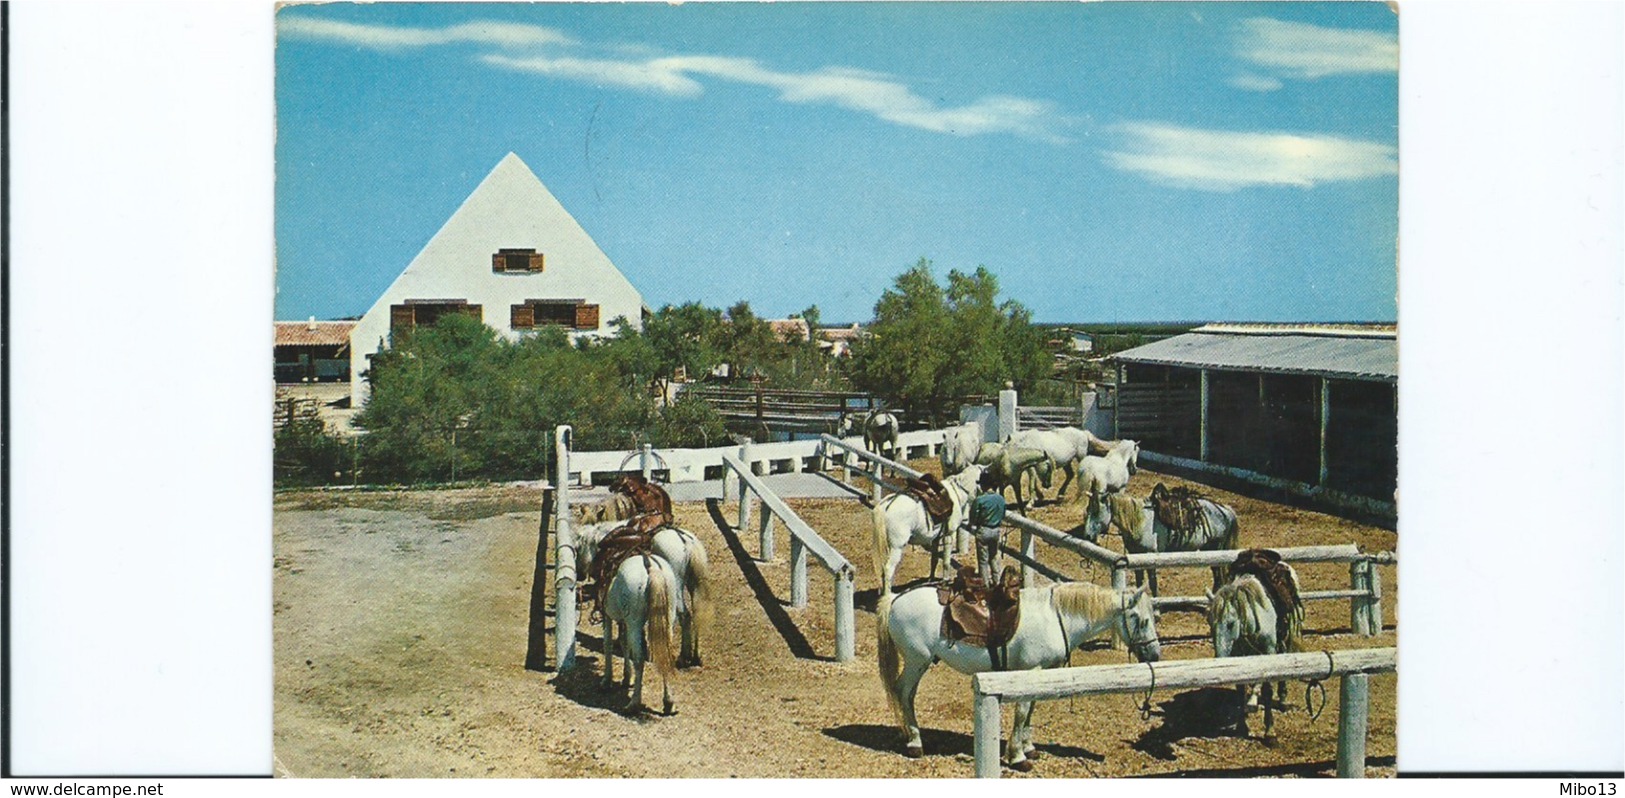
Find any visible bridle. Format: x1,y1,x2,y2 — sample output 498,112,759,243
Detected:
1119,590,1161,662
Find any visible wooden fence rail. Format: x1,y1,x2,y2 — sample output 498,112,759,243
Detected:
971,647,1397,778
722,452,856,662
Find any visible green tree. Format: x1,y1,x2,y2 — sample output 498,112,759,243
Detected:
850,259,1050,424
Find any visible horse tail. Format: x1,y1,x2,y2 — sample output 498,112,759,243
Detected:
645,560,678,682
683,533,713,660
876,591,905,724
871,498,892,588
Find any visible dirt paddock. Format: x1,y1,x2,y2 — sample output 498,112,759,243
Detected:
273,460,1397,778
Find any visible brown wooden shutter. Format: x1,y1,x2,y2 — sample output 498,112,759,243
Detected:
390,304,414,332
528,253,545,272
574,303,600,330
492,253,505,273
463,304,483,322
511,304,535,329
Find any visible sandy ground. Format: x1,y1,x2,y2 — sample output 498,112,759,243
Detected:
273,461,1397,778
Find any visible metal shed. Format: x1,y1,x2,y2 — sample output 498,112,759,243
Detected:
1110,324,1396,506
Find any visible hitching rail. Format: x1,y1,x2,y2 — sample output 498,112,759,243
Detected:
722,452,856,662
971,647,1397,778
1001,512,1389,636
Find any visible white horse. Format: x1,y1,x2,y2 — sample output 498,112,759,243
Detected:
1009,427,1104,501
573,493,639,525
862,410,901,460
871,465,985,596
575,520,713,668
1080,488,1241,592
1207,571,1303,742
1078,438,1139,498
1147,483,1241,589
974,442,1055,508
877,582,1161,771
939,424,983,476
600,553,680,714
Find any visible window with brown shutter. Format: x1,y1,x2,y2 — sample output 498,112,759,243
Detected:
573,303,600,330
493,248,543,273
392,300,480,333
511,304,536,330
390,304,415,333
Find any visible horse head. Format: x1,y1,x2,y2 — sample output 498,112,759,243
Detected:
1118,586,1161,662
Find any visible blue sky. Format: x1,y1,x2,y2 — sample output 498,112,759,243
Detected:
275,2,1398,324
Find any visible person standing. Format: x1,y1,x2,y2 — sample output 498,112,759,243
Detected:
964,471,1010,669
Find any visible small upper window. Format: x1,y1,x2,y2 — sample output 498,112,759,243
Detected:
493,248,543,273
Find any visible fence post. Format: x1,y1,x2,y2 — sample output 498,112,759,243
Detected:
1336,672,1371,777
553,425,578,671
833,568,855,662
998,387,1018,443
759,501,775,562
1366,561,1383,636
1350,560,1374,636
973,685,1002,778
1020,528,1036,587
738,442,754,534
789,537,809,608
871,460,884,504
641,443,653,481
1111,564,1129,591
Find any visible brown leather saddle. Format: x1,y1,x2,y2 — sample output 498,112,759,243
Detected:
905,474,955,525
611,474,674,519
583,512,671,621
937,563,1022,651
1228,548,1302,645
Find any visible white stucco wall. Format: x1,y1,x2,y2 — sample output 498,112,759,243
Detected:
350,154,644,406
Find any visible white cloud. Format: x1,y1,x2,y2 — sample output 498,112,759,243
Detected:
283,15,1069,141
278,16,574,51
481,54,702,97
1228,73,1285,92
1104,122,1397,190
1236,17,1397,80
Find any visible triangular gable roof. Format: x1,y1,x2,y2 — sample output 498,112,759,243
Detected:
369,152,641,305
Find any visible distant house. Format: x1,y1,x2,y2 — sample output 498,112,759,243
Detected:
1110,323,1396,508
767,318,811,343
816,324,866,358
275,319,355,383
349,153,646,405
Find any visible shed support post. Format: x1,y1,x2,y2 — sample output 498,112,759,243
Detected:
737,442,753,535
973,688,1002,778
833,570,855,662
1113,363,1124,440
553,426,578,671
1199,369,1210,462
1336,673,1371,777
1319,378,1331,487
789,537,808,608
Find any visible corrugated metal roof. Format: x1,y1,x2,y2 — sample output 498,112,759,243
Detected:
1112,330,1396,381
275,321,356,347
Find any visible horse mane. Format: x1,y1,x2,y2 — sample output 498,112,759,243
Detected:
1107,492,1145,535
1050,582,1118,627
1207,575,1269,626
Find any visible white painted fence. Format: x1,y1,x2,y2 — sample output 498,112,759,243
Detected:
566,428,948,486
722,452,856,662
970,647,1397,778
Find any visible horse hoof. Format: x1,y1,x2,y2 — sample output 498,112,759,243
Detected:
663,701,676,716
1261,734,1278,748
1008,759,1035,773
904,745,924,759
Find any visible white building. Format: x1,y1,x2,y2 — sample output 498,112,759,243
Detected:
349,153,646,405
